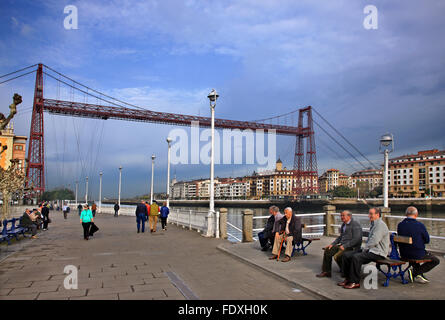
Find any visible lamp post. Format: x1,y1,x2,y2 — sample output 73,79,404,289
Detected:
207,89,219,236
166,138,172,208
379,133,394,208
150,155,155,204
75,180,78,205
118,166,122,207
85,177,89,204
99,172,103,213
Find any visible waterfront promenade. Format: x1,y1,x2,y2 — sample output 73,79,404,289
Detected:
0,211,314,300
1,210,444,300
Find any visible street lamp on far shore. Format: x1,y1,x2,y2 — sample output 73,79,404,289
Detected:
118,166,122,207
379,133,394,208
150,155,156,204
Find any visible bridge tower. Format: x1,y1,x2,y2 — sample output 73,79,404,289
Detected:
293,106,318,196
25,63,45,196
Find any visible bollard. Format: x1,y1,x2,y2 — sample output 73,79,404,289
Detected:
323,205,336,236
219,208,228,239
242,209,253,242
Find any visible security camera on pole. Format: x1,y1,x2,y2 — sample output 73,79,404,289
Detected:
206,89,219,237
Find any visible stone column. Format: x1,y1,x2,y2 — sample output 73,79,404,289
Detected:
379,206,392,229
219,208,228,239
323,205,336,236
242,209,253,242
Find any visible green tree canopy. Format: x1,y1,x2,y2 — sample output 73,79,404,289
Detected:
332,185,355,198
41,188,75,201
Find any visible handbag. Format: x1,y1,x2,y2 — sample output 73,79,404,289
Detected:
47,218,52,224
89,222,99,236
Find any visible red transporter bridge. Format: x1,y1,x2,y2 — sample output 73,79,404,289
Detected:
7,63,319,197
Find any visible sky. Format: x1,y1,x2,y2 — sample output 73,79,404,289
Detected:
0,0,444,199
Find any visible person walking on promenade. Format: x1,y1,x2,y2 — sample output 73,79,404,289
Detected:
92,202,97,217
316,210,362,278
114,202,120,217
149,200,160,233
160,202,170,231
77,203,82,216
41,202,50,231
397,206,440,284
80,204,94,240
269,207,302,262
62,203,70,219
339,207,390,289
135,200,148,233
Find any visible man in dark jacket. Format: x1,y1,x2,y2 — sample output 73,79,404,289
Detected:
135,200,148,233
316,210,362,278
258,206,282,251
397,206,440,284
20,209,38,238
41,203,50,231
269,207,302,262
114,203,120,217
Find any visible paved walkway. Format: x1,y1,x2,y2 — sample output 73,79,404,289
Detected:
0,211,316,300
218,237,445,300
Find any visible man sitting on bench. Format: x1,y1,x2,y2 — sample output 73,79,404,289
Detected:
339,207,390,289
397,206,440,284
20,209,39,239
316,210,363,278
258,206,283,251
269,207,302,262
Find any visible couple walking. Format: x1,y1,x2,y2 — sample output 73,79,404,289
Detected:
135,200,170,233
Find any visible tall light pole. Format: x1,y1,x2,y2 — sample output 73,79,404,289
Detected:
150,154,155,204
75,181,78,205
379,133,394,208
166,138,172,207
85,177,89,204
207,89,219,220
99,172,103,213
118,166,122,207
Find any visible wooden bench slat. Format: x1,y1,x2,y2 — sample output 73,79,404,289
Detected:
394,235,412,244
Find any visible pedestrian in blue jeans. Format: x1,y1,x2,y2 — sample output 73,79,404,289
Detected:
135,200,148,233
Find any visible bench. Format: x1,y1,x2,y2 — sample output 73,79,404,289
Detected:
293,237,320,256
1,219,12,245
375,233,432,287
7,218,28,240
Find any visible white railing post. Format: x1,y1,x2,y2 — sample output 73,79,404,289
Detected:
189,210,192,230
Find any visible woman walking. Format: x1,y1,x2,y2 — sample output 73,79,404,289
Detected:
80,204,94,240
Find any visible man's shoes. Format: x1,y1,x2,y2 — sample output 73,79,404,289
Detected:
261,246,269,252
150,229,153,233
407,268,414,283
337,279,349,287
137,230,140,233
281,255,291,262
414,274,429,284
269,255,278,260
316,272,332,278
344,283,360,289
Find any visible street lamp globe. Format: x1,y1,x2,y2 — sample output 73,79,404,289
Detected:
166,137,173,144
151,154,156,161
379,133,394,152
207,89,219,104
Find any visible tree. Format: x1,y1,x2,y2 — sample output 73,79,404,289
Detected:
41,188,75,201
332,186,355,198
0,159,28,220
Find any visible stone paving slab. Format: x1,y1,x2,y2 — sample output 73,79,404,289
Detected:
217,237,445,300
